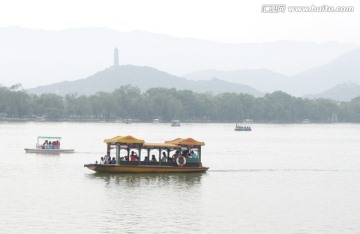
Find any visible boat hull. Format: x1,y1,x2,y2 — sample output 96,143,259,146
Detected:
24,148,74,153
84,164,209,173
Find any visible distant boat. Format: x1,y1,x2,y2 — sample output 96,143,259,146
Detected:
153,118,160,124
24,136,74,153
234,123,252,131
171,120,181,127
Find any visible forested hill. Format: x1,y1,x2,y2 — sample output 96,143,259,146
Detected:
27,65,262,97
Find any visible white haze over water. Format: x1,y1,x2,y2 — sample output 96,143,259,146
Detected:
0,0,359,44
1,0,360,96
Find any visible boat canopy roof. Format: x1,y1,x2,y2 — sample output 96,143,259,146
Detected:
104,136,204,147
104,135,145,144
143,143,180,149
165,138,205,146
37,136,61,140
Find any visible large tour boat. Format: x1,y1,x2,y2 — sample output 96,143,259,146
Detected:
84,135,209,173
24,136,74,153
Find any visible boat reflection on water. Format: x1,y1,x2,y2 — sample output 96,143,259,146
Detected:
86,172,205,187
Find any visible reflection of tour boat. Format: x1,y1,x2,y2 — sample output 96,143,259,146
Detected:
171,120,181,127
84,136,209,173
234,123,252,131
24,136,74,153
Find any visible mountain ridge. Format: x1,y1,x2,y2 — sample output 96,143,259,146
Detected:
27,65,262,97
186,47,360,100
1,26,357,88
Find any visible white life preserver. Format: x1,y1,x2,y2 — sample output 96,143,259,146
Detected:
176,156,186,167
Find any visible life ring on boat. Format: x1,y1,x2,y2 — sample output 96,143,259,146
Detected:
176,156,186,167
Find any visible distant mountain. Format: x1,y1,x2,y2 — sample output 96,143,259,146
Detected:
27,65,262,96
185,69,288,93
186,47,360,99
288,47,360,96
0,27,357,88
307,83,360,101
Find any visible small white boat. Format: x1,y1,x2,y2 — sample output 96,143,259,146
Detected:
25,136,74,154
171,120,181,127
234,123,252,131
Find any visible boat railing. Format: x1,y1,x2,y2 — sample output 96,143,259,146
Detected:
36,144,60,150
186,158,200,163
116,160,201,167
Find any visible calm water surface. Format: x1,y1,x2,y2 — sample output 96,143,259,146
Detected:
1,122,360,233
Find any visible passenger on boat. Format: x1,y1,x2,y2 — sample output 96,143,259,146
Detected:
151,155,157,162
52,141,58,149
182,150,189,158
130,151,138,161
190,150,198,158
104,154,111,164
161,152,167,162
143,156,149,162
172,150,180,160
110,157,116,164
42,140,48,149
100,157,105,164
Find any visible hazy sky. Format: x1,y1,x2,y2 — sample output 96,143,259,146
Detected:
1,0,359,43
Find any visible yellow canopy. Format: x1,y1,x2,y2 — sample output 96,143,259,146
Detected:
165,138,205,146
179,138,205,146
104,136,202,146
104,135,122,143
104,135,145,144
165,138,184,145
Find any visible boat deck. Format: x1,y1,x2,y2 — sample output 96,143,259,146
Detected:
84,163,209,173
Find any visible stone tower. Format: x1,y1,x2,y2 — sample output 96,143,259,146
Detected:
114,47,119,67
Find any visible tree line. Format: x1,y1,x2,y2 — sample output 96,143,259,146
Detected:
1,84,360,123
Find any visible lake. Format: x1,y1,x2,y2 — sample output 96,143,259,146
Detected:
1,122,360,233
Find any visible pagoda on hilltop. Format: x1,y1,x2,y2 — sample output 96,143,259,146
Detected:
113,47,119,67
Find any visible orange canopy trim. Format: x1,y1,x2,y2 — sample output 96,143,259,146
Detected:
104,135,144,144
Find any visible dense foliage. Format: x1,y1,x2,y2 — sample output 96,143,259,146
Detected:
1,85,359,123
